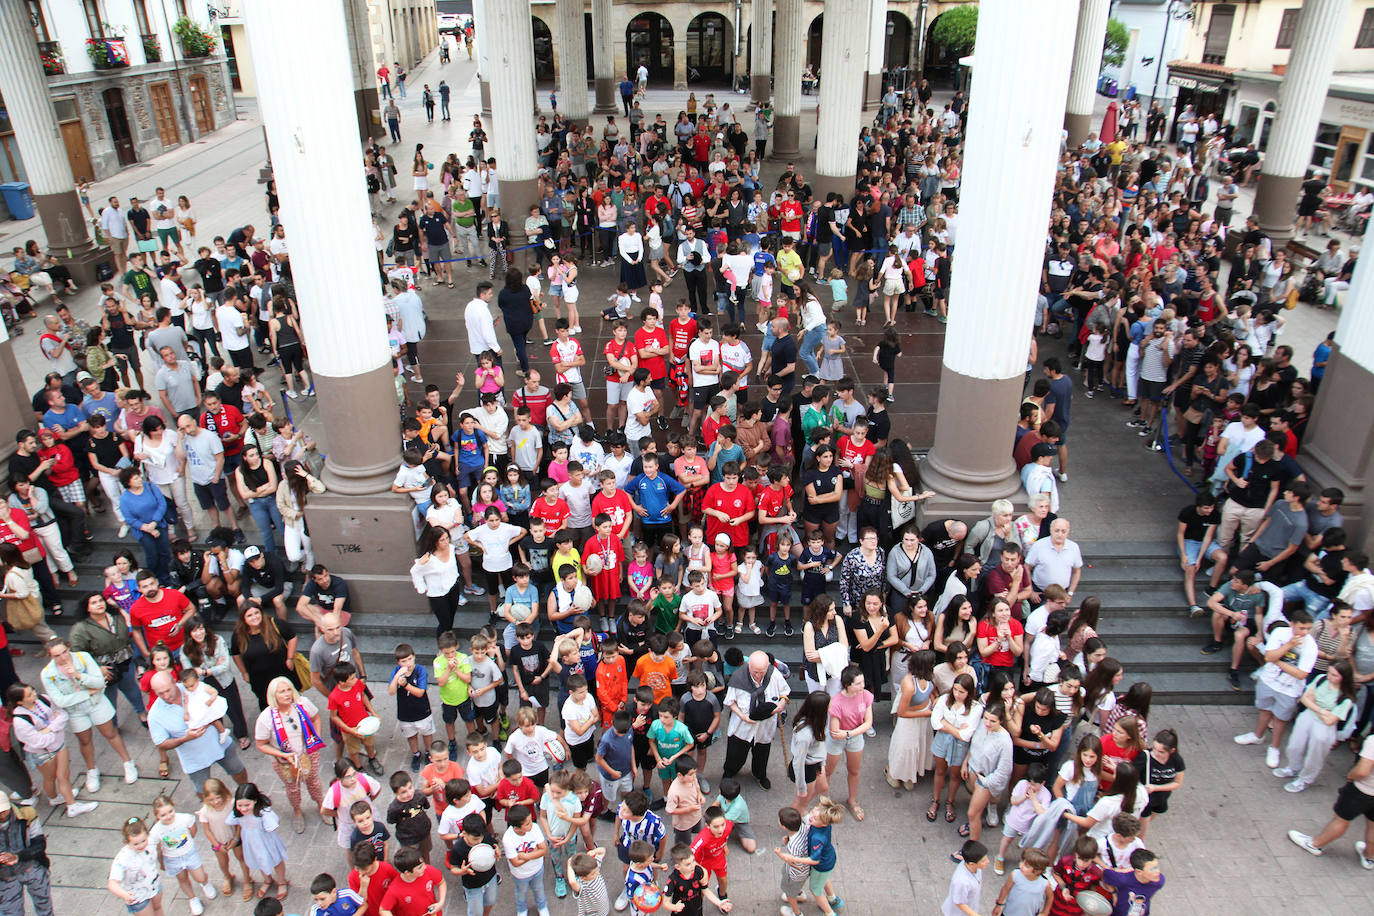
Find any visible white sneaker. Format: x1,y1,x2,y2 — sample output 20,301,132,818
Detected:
1283,779,1308,793
615,893,630,912
1056,472,1068,483
985,805,1000,828
1356,840,1374,870
189,898,205,916
118,523,129,538
85,769,100,793
1272,767,1297,778
201,882,218,900
286,391,298,399
1233,732,1264,746
66,801,98,817
1265,747,1281,768
1288,830,1322,856
123,760,139,784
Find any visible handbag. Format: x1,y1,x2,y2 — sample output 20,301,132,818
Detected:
891,486,917,530
5,594,44,631
20,547,43,565
292,651,312,689
1283,287,1299,310
1182,406,1205,424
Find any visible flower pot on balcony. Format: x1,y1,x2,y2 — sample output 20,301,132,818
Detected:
38,41,65,75
143,34,162,63
173,16,217,59
86,37,130,70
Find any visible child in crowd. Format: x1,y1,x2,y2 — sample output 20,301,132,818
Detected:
446,812,501,915
307,872,365,916
465,732,504,821
348,800,390,862
380,847,446,916
596,640,629,729
388,643,435,772
225,783,290,900
990,847,1052,916
540,769,590,899
197,778,249,897
690,806,734,903
503,804,550,916
715,778,756,854
665,758,705,846
437,778,486,848
387,770,435,866
321,760,382,863
942,840,988,916
681,672,722,781
108,817,165,916
995,761,1051,875
327,662,382,776
434,630,476,756
774,806,811,916
510,622,555,721
420,738,466,817
664,842,732,915
178,669,231,746
565,848,611,916
148,793,219,914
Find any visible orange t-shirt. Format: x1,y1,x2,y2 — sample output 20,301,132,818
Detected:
632,654,678,704
419,759,466,814
596,657,629,727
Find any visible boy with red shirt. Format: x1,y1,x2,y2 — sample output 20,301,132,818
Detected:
779,192,804,240
836,418,877,542
494,758,542,825
701,463,755,549
668,300,697,365
635,307,671,390
529,478,571,533
590,471,634,541
328,661,383,776
419,738,466,816
377,846,445,916
690,807,734,901
347,843,400,916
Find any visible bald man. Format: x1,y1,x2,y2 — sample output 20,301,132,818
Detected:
1024,518,1084,600
309,611,364,700
146,670,248,793
721,650,791,789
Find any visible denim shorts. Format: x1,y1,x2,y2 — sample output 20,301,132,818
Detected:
931,731,970,766
824,732,865,755
1183,538,1222,566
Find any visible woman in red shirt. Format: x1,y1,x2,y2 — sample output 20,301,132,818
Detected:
975,599,1024,680
1098,714,1146,792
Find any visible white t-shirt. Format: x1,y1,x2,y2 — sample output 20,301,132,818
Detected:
469,522,521,572
109,845,161,903
465,748,502,793
679,589,722,631
720,340,753,387
215,304,250,351
1258,627,1318,697
1221,421,1265,454
505,725,559,776
560,478,595,528
1084,791,1148,843
624,388,656,445
148,812,197,858
503,823,549,879
394,462,431,504
688,338,721,389
603,450,634,489
552,338,584,385
561,694,599,745
437,793,487,835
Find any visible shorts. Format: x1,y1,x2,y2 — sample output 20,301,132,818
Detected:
1254,681,1301,721
764,580,793,605
606,379,631,404
430,242,452,263
442,700,476,723
808,866,834,897
1334,781,1374,822
483,567,513,595
128,895,159,914
737,592,764,609
157,227,181,245
277,345,304,374
249,582,283,603
399,714,437,738
600,772,633,807
781,869,807,899
568,738,596,769
656,758,682,781
824,732,865,755
456,466,481,492
673,821,702,846
1183,538,1223,566
1055,422,1069,444
474,702,499,724
931,731,971,766
162,845,204,875
1138,378,1165,401
731,821,755,847
1141,790,1171,817
883,278,904,296
568,380,588,401
193,478,230,511
67,693,116,733
692,384,720,410
342,730,371,755
228,346,255,369
24,748,61,770
1001,821,1027,839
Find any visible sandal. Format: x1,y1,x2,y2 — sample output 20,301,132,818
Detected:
275,880,290,901
257,878,273,899
885,770,900,789
926,800,938,822
849,804,865,822
219,877,233,896
957,822,971,837
241,882,255,902
945,803,957,823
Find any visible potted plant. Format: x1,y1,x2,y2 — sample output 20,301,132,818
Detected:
85,22,129,70
39,42,65,75
143,33,162,63
173,15,217,58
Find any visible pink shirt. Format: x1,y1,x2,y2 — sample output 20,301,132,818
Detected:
829,688,874,731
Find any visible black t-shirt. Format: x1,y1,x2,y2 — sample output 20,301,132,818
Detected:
666,864,707,916
386,794,432,845
804,469,841,517
215,379,246,411
243,554,287,591
921,520,963,568
509,641,551,694
616,615,650,662
770,337,799,390
866,408,891,444
349,821,390,859
518,533,553,583
393,665,432,721
1016,706,1067,760
194,257,224,294
680,692,720,740
127,207,151,235
1176,505,1217,542
817,206,836,242
759,396,782,424
1225,454,1280,508
7,453,51,494
448,831,500,888
31,384,82,416
1308,550,1348,599
1143,750,1185,799
302,575,350,610
89,434,125,471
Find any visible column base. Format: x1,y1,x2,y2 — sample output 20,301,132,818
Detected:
355,86,383,142
593,78,617,113
862,71,882,111
0,341,35,466
751,77,770,109
1254,173,1303,251
304,491,427,614
1296,347,1374,556
34,191,112,286
480,79,491,116
918,367,1025,512
313,363,406,496
813,173,856,203
1064,111,1092,153
772,115,800,161
501,177,542,247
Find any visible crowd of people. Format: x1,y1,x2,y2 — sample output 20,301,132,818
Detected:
5,33,1374,916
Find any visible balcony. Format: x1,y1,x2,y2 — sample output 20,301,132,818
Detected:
1201,52,1227,65
86,36,130,70
142,33,162,63
37,40,64,75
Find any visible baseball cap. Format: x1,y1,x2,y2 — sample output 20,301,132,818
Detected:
1031,442,1057,459
76,370,95,382
243,546,262,560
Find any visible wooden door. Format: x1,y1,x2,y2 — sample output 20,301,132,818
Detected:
103,88,138,166
148,81,179,148
1331,126,1368,192
189,76,213,134
60,120,95,182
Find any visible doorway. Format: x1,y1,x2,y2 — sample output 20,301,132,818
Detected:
1331,127,1368,192
60,120,95,182
686,13,732,85
148,82,179,148
532,17,554,82
103,88,137,166
189,75,213,134
626,13,673,85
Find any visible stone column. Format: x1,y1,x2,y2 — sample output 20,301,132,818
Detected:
773,0,803,160
240,0,419,610
486,0,540,242
863,0,887,111
0,1,110,284
1299,253,1374,554
0,325,35,467
345,0,383,142
1253,0,1351,248
918,0,1078,516
557,0,590,123
674,38,689,91
751,0,773,109
814,0,869,200
1065,0,1109,149
592,0,617,113
474,0,491,115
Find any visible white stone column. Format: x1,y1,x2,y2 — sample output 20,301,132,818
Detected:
814,0,869,199
751,0,773,109
1254,0,1352,246
592,0,616,113
0,0,107,281
557,0,590,122
486,0,540,241
473,0,491,114
773,0,803,159
345,0,383,142
920,0,1078,509
1065,0,1109,149
863,0,887,111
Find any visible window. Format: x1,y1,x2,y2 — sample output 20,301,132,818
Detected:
82,0,103,38
26,0,49,40
1275,8,1299,49
133,0,151,35
52,97,80,122
1202,4,1235,64
1236,103,1260,145
1311,121,1340,170
1359,9,1374,48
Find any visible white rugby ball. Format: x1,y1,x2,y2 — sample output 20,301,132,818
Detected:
583,553,605,576
572,584,595,611
355,716,381,737
467,843,496,871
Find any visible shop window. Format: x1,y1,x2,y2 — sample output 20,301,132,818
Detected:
1275,8,1299,49
1359,9,1374,48
1311,122,1340,170
1236,104,1259,145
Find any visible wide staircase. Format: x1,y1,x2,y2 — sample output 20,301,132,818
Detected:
35,528,1247,706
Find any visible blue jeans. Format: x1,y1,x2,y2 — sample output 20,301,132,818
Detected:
799,324,826,374
463,876,498,916
135,525,172,583
1281,581,1334,620
104,662,145,721
248,496,283,554
512,864,547,916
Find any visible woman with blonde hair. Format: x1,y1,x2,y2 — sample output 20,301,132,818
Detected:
253,675,326,833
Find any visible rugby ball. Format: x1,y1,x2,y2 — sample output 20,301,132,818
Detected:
355,716,381,737
583,553,605,576
508,602,534,622
467,843,496,871
572,584,595,611
631,884,663,912
544,738,569,763
1075,891,1112,916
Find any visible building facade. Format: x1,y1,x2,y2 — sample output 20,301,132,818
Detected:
2,0,236,184
1168,0,1374,190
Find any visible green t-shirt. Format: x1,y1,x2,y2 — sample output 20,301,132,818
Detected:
434,651,473,705
124,268,155,298
647,719,693,762
716,792,749,824
453,197,476,228
651,593,682,635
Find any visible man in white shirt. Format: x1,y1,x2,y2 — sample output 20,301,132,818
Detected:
1024,519,1083,596
268,225,289,263
214,290,254,370
149,187,185,260
623,368,658,453
464,281,500,355
687,319,721,435
1235,610,1317,770
99,195,130,273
